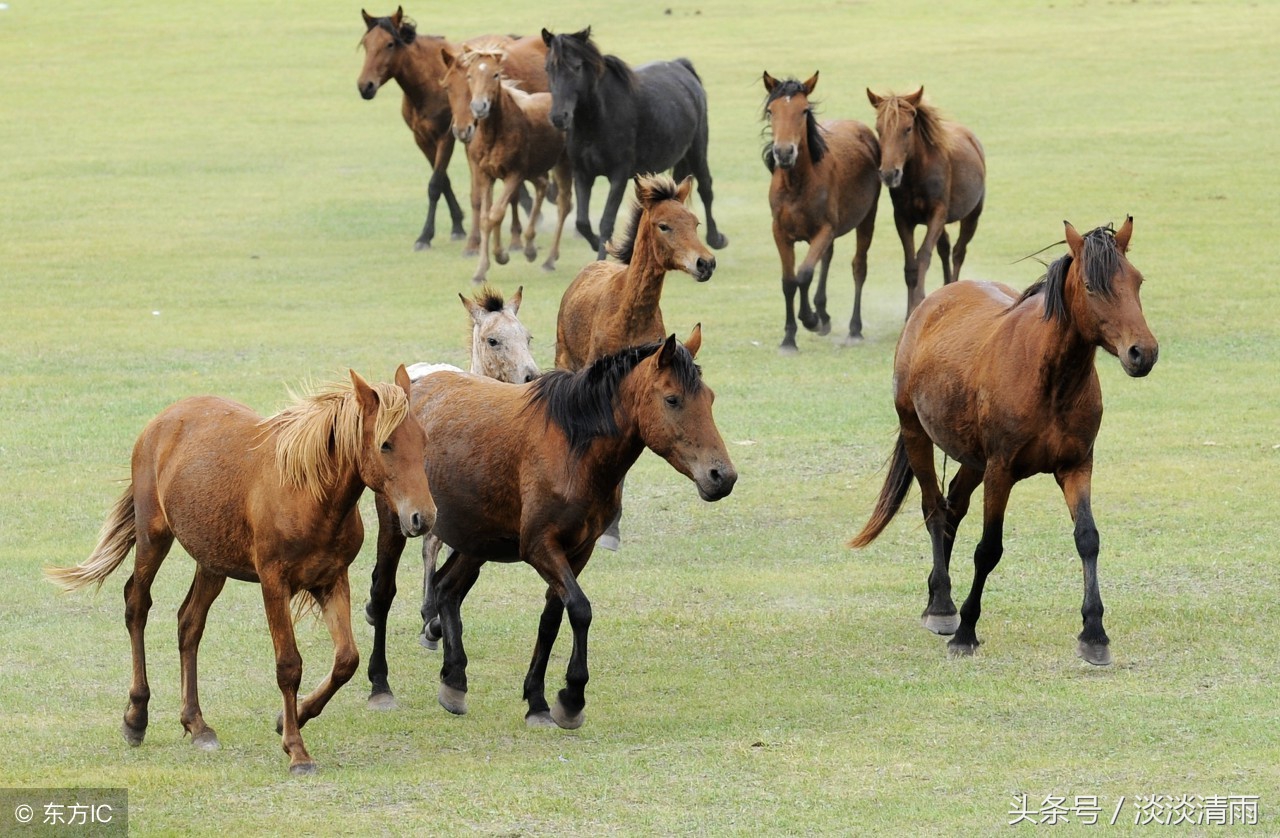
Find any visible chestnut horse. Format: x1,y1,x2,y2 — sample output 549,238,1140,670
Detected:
442,45,572,285
366,329,737,727
763,72,881,353
866,87,985,315
359,8,465,249
46,368,434,774
850,219,1158,664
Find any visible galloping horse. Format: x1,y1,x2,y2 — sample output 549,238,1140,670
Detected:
442,45,572,284
763,72,881,353
849,219,1158,664
541,27,728,258
366,329,737,727
359,8,465,249
866,87,985,315
46,368,434,774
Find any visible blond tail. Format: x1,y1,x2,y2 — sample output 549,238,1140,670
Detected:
848,434,914,549
45,487,136,592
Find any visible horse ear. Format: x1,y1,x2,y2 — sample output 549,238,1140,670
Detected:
508,285,523,315
684,323,702,359
459,291,483,323
675,175,695,205
394,363,412,396
866,88,883,107
657,333,679,369
762,71,778,94
905,87,924,106
541,28,554,46
633,174,651,207
1064,220,1084,260
1115,215,1134,253
351,369,380,416
573,26,592,41
803,71,819,95
362,9,376,30
391,5,403,26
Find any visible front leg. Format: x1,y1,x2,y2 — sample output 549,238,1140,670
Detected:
796,226,837,333
773,226,800,353
893,207,919,317
464,155,483,257
296,572,360,726
259,572,313,774
912,205,950,311
1057,463,1111,665
489,174,523,268
472,174,495,284
593,174,630,260
522,175,549,262
524,540,594,729
366,493,406,708
573,172,599,253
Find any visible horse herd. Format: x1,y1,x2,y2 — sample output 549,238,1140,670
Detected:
45,7,1161,775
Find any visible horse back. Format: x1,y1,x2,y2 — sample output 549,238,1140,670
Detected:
632,59,707,171
555,260,636,369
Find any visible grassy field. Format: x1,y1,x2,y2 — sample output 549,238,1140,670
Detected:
2,0,1278,833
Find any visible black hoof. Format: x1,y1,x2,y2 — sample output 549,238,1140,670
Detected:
413,239,431,252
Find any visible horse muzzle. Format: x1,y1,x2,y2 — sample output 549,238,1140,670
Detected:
400,506,434,539
453,123,474,144
695,464,737,502
880,167,903,188
690,255,716,282
550,111,572,131
1121,342,1159,378
359,81,379,101
470,99,491,121
772,144,798,169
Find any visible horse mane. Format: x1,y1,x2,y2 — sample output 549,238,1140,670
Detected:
606,173,681,263
545,30,637,91
874,92,953,155
1011,223,1121,323
761,77,828,172
367,14,418,47
525,340,702,456
473,285,506,313
262,380,410,501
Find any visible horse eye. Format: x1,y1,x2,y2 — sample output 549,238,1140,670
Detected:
657,223,671,233
381,441,393,453
665,395,680,407
487,337,499,347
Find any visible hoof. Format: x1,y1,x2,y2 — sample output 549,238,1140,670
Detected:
462,246,479,258
289,761,317,776
450,230,467,241
524,247,538,262
368,691,398,711
947,638,979,657
595,533,620,552
800,317,820,333
707,232,729,250
838,334,865,347
550,700,585,730
275,711,284,735
494,251,510,266
922,613,960,635
413,240,431,252
778,343,799,356
525,711,558,729
121,722,145,747
817,319,832,337
418,630,439,651
541,260,557,273
191,729,220,751
1077,640,1113,667
363,600,376,627
438,684,468,716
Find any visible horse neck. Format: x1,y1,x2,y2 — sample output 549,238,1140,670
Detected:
395,40,447,110
270,428,368,535
1025,283,1102,404
618,221,670,315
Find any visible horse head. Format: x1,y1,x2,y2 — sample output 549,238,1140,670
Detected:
866,86,924,188
439,47,476,142
358,7,417,100
462,285,539,384
542,27,596,131
631,327,737,502
1064,217,1158,377
763,71,824,171
460,45,509,122
610,174,715,281
351,366,435,537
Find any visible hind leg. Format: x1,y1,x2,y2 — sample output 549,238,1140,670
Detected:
951,200,982,282
541,158,573,272
434,550,484,716
419,534,444,649
896,414,957,635
177,566,227,750
949,467,1013,657
923,465,983,635
936,230,953,285
121,490,173,746
679,141,727,249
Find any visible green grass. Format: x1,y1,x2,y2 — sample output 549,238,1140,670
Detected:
2,0,1278,833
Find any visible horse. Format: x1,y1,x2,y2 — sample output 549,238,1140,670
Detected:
541,27,728,259
866,87,985,316
762,72,881,353
365,286,538,693
441,45,572,285
45,367,435,774
359,8,466,249
849,218,1158,665
365,328,737,727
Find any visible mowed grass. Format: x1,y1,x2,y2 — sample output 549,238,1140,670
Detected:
2,0,1278,833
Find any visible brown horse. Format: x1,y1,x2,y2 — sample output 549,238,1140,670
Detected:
359,8,466,249
366,329,737,727
555,174,714,370
763,72,881,353
46,367,434,774
866,87,985,315
849,219,1157,664
442,44,572,285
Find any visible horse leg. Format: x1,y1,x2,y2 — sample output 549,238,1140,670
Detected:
177,566,227,750
525,546,593,730
434,550,483,716
472,175,494,284
259,572,314,774
522,175,549,262
894,211,919,318
296,573,361,726
680,146,728,249
925,465,983,635
773,228,800,354
593,174,630,260
1057,463,1112,665
896,418,957,636
573,172,600,253
843,214,875,345
936,229,953,285
812,244,834,336
948,468,1013,657
541,158,573,272
121,486,173,746
491,174,524,267
463,156,483,257
419,533,444,649
365,492,405,709
796,227,836,333
912,209,949,311
951,199,983,283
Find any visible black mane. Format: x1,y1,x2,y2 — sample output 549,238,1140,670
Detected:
761,78,828,172
474,285,505,313
369,15,417,47
606,175,682,264
1011,224,1121,323
545,29,637,91
526,340,702,456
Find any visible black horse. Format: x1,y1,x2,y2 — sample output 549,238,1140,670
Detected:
541,27,728,259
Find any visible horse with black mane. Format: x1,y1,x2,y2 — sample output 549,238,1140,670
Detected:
541,27,728,259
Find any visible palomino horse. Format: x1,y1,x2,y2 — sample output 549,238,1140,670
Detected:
441,45,572,285
541,27,728,258
866,87,985,315
850,219,1158,664
46,368,434,774
366,329,736,727
763,72,881,353
359,8,466,249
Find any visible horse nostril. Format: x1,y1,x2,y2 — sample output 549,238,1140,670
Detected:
1127,345,1143,365
410,512,423,533
709,468,722,485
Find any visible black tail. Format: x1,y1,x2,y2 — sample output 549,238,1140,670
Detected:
848,434,913,548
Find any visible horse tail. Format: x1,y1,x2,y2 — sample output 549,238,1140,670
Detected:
45,487,136,592
674,57,701,84
848,434,914,549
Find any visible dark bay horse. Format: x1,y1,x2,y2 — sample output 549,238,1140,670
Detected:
359,8,466,249
541,27,728,258
866,87,985,315
47,368,434,774
850,219,1157,664
366,329,736,727
763,72,881,353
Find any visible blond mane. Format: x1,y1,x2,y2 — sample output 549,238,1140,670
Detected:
875,92,954,155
